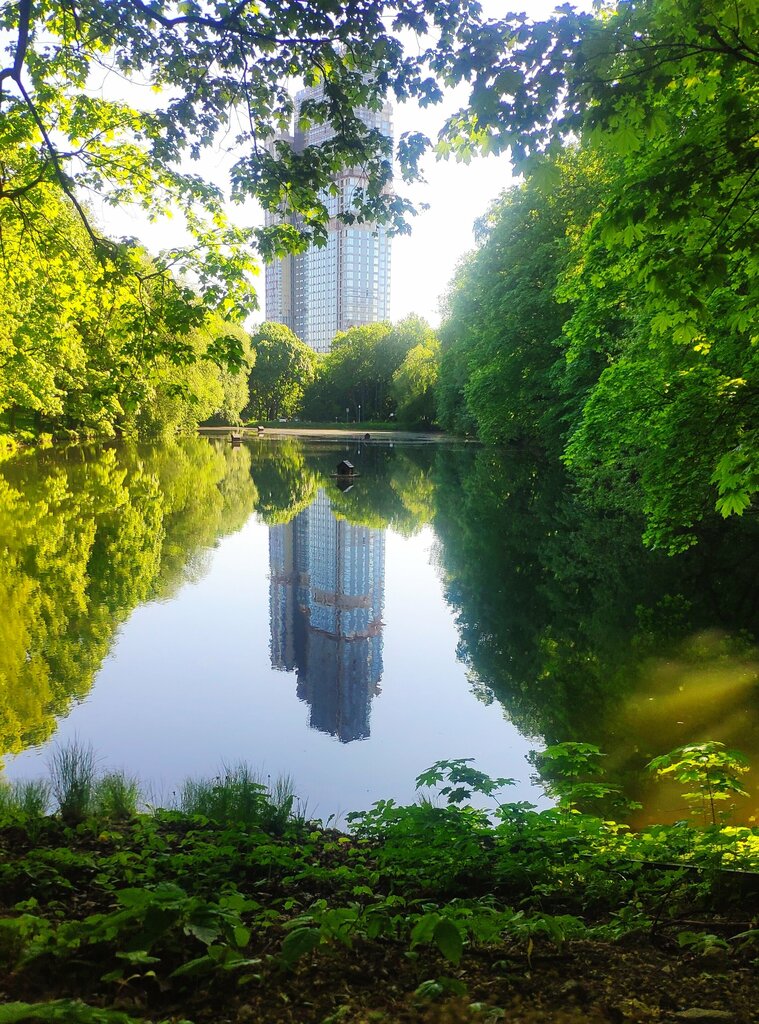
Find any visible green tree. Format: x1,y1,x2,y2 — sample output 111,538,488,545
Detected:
245,323,317,421
392,333,440,427
305,316,430,422
437,0,758,543
438,151,604,452
0,0,537,320
0,185,250,439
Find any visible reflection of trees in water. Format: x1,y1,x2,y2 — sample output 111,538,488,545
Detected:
249,435,757,792
4,434,755,816
431,446,759,820
246,440,318,525
248,438,437,536
0,439,257,758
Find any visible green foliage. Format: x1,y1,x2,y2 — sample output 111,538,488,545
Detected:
246,439,319,525
177,764,299,836
528,743,622,814
0,439,257,759
415,759,515,807
648,743,750,825
0,779,50,819
410,914,464,965
48,740,98,826
0,0,555,329
712,447,759,519
245,323,316,422
430,407,759,813
438,150,604,452
437,0,759,546
0,752,757,1021
391,331,440,427
303,316,435,423
0,1001,152,1024
0,188,252,440
93,774,141,822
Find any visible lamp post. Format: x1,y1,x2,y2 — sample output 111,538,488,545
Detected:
358,404,361,423
345,407,349,423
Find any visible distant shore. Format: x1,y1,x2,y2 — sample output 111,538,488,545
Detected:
199,424,472,444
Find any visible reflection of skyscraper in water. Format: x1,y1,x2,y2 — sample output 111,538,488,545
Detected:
269,490,385,742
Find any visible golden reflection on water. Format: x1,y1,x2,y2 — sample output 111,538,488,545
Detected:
606,631,759,827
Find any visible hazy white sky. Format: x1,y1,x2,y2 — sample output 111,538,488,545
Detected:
97,1,564,328
390,91,514,325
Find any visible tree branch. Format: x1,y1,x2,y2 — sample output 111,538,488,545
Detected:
0,0,32,88
128,0,329,47
16,77,108,253
697,166,759,256
0,163,51,200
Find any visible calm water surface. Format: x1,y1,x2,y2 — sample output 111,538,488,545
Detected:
2,437,757,822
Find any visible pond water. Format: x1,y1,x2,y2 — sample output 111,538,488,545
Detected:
1,436,758,824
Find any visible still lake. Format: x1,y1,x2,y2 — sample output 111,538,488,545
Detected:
2,436,758,823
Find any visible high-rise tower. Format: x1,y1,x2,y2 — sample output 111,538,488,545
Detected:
268,489,385,743
264,85,393,354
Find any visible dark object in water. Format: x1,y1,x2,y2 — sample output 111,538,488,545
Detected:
336,460,356,476
364,433,370,441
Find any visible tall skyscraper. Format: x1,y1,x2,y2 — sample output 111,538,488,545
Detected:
268,489,385,743
264,85,393,354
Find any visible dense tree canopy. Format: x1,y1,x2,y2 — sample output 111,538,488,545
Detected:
0,186,252,438
391,330,440,427
438,0,758,548
438,150,604,451
245,323,317,422
0,0,554,315
304,315,435,422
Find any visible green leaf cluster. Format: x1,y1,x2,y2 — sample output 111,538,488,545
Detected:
0,187,253,439
438,0,759,548
303,315,438,423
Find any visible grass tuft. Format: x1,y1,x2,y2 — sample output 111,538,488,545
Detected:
48,739,97,825
93,772,140,820
0,778,51,818
178,762,301,834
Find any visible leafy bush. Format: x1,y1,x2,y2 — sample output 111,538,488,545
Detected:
647,742,750,824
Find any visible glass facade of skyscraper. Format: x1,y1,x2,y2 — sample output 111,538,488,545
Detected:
264,89,393,353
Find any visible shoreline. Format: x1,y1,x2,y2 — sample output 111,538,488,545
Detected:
199,425,471,443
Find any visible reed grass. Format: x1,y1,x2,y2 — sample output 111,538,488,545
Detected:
48,739,97,824
0,779,51,817
178,762,302,834
0,747,307,833
94,772,140,820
